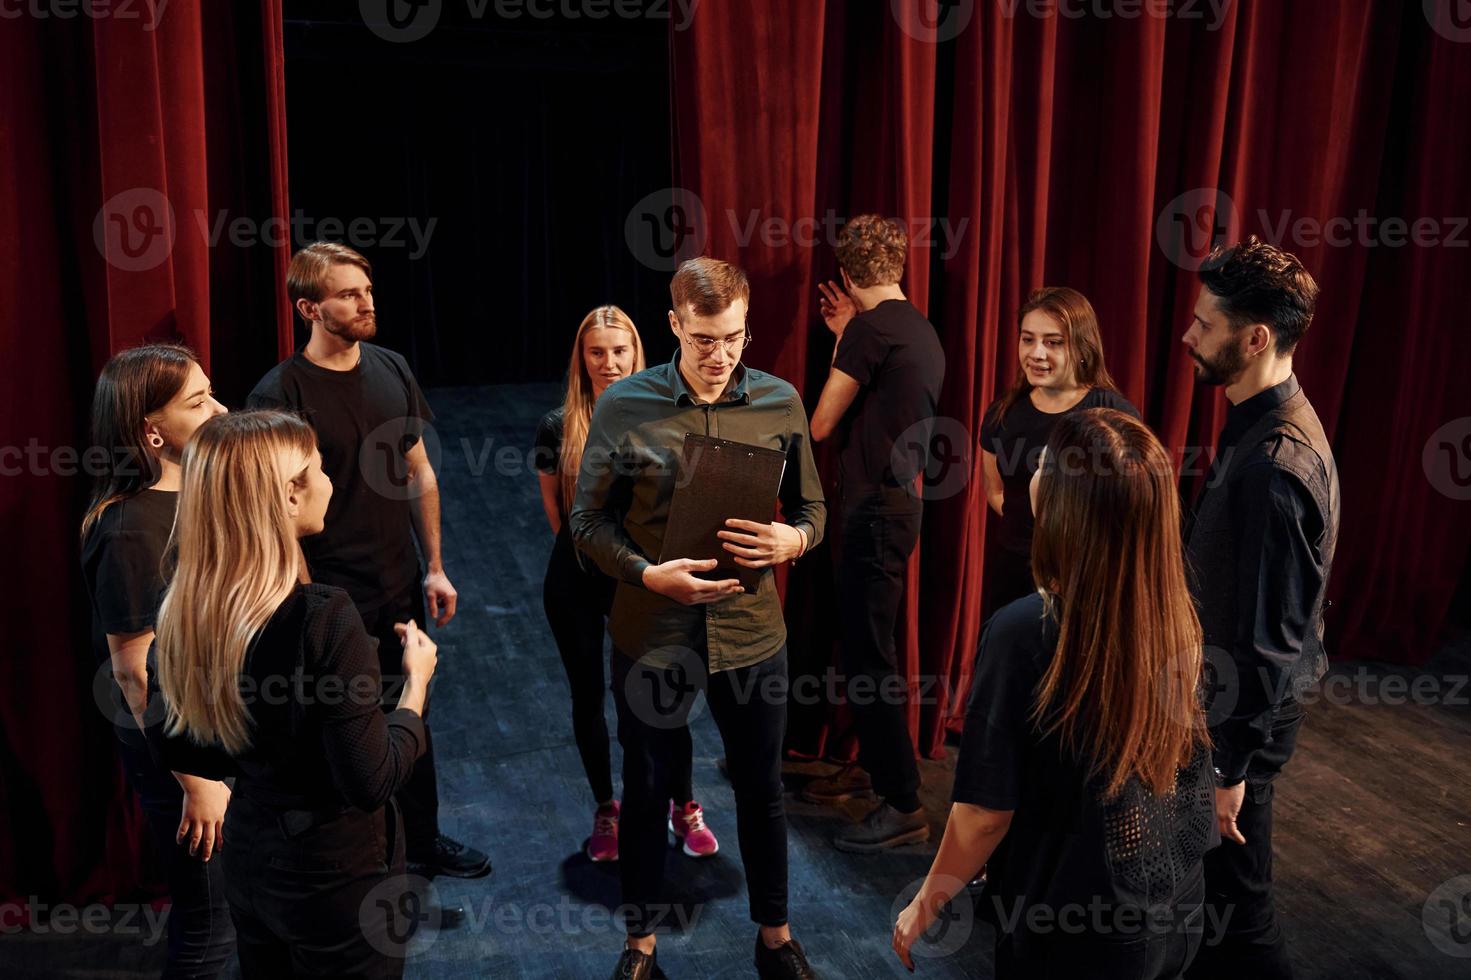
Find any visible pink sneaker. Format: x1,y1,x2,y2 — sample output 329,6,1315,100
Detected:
668,800,719,858
587,801,620,862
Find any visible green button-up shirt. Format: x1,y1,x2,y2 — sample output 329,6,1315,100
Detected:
570,352,827,672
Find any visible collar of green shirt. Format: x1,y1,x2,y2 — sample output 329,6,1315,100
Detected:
667,350,752,407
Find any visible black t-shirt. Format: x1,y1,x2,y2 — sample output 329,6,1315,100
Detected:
533,406,567,519
248,343,433,613
954,592,1217,953
80,489,178,738
831,299,946,497
979,387,1139,555
147,583,426,813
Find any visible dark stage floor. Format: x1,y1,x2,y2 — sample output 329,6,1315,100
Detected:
12,384,1471,979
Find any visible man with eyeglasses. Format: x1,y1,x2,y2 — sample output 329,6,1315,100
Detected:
572,256,827,979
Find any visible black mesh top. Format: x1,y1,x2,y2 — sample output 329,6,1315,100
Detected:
148,583,426,814
954,592,1217,952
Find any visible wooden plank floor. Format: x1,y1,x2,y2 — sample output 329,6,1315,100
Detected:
9,383,1469,979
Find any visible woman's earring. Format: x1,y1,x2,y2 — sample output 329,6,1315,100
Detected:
148,434,164,449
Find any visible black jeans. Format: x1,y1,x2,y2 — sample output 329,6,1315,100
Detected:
837,487,923,808
1187,699,1306,980
543,529,691,805
359,587,439,857
222,793,412,979
996,872,1207,979
117,733,235,979
611,640,789,936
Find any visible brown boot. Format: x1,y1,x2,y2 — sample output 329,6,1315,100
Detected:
799,763,874,805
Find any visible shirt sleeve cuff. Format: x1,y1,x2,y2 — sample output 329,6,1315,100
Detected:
1212,746,1253,785
621,555,652,587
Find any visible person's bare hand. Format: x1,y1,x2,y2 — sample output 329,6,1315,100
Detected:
717,519,803,568
818,280,857,337
642,558,744,605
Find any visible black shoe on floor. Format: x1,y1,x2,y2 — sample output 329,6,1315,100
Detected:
832,802,930,854
407,833,492,879
609,947,666,980
754,934,817,979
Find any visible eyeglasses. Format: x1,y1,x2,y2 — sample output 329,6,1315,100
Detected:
682,330,752,356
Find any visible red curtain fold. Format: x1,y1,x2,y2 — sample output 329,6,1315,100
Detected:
1,0,290,907
670,0,1471,762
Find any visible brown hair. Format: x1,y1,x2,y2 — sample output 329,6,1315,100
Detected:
670,256,750,320
985,287,1119,429
1030,408,1208,798
287,241,373,317
834,214,908,288
81,344,201,538
558,306,646,512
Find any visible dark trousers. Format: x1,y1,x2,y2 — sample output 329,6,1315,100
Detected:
611,641,789,936
984,547,1035,621
360,588,439,857
117,734,235,979
996,872,1207,979
543,530,692,805
223,794,411,979
837,487,923,808
1187,700,1306,980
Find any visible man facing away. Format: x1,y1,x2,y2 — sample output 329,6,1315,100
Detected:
1180,237,1340,980
248,242,491,882
802,214,946,854
572,256,827,980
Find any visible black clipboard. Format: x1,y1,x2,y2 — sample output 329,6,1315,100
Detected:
659,433,787,593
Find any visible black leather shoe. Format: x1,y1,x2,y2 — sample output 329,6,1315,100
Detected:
754,934,817,979
609,947,666,980
407,833,492,879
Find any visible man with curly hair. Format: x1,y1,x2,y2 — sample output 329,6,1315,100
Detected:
805,214,946,853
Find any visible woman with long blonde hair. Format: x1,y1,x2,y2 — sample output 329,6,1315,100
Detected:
149,410,438,978
532,305,717,862
79,344,235,978
893,408,1216,978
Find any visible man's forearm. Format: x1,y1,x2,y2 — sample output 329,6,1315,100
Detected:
409,473,443,570
570,507,650,585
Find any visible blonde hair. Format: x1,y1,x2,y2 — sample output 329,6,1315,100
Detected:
154,410,317,753
559,306,645,512
287,241,373,317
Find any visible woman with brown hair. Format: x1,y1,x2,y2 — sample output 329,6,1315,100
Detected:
893,408,1217,978
148,410,438,978
533,306,717,863
978,287,1138,615
79,343,234,977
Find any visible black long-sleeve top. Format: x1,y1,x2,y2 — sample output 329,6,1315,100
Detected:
147,583,425,813
1186,376,1331,783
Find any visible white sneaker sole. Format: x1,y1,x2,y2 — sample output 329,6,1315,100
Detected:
668,818,719,858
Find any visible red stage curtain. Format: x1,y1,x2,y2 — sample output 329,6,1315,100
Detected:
0,1,290,907
669,0,1471,761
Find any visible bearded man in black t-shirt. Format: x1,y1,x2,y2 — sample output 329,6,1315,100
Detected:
248,241,489,881
805,215,946,853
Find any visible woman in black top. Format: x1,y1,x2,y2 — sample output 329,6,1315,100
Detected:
535,305,716,862
979,288,1138,616
79,343,234,978
894,409,1217,979
148,410,439,979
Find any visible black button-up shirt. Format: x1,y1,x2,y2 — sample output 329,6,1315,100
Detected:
570,352,827,672
1188,374,1329,782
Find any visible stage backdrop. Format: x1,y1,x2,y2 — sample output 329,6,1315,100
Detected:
666,0,1471,760
0,2,291,908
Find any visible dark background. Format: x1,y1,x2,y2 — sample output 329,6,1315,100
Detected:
283,0,679,385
